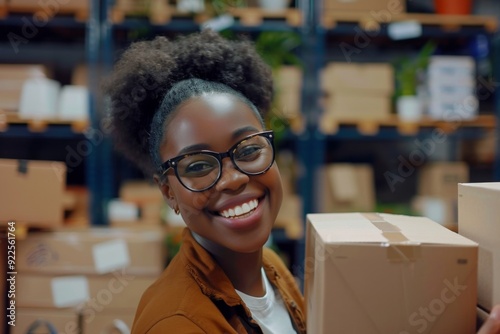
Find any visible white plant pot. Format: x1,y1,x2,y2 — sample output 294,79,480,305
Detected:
258,0,289,10
396,95,422,122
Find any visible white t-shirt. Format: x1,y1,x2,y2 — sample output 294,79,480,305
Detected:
235,268,297,334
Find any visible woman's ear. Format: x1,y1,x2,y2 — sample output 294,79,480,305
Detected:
153,174,178,212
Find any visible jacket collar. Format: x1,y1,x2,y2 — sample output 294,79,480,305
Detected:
178,228,279,307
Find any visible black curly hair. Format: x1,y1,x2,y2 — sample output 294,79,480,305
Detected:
102,30,274,175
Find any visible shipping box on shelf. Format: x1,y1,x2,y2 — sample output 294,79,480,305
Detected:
426,56,478,120
305,212,478,334
110,180,165,227
458,183,500,312
17,227,167,276
8,0,88,12
17,273,156,309
0,159,66,229
418,162,469,199
12,308,79,334
323,0,406,12
274,66,303,122
316,163,376,213
13,307,136,334
321,63,394,121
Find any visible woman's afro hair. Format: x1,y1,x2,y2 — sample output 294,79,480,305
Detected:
101,30,273,175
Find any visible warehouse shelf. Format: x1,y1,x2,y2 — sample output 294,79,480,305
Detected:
112,17,299,33
0,13,87,27
110,3,301,27
322,12,498,35
319,114,496,137
0,110,88,135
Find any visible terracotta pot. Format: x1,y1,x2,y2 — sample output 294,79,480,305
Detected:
434,0,473,15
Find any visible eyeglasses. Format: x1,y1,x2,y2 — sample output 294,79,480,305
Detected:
160,131,275,192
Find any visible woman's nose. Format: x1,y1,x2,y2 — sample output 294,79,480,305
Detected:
214,158,250,192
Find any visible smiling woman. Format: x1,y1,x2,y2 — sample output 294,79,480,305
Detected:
102,30,306,333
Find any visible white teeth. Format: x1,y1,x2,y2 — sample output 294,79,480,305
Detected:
219,199,259,218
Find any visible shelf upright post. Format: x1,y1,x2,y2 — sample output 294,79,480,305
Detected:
86,0,104,225
494,33,500,181
99,0,117,225
294,0,326,288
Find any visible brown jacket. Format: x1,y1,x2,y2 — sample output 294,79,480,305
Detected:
131,228,306,333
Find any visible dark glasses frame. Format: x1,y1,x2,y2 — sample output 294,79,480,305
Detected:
159,130,275,192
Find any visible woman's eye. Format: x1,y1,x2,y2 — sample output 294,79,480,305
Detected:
184,161,215,175
235,145,263,161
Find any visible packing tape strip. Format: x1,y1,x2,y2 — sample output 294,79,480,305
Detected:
362,213,420,262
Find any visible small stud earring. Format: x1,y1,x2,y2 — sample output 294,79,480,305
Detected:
174,208,180,215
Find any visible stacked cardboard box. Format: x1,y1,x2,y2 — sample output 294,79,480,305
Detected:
316,163,376,213
0,64,51,111
426,56,478,121
8,0,88,14
14,227,166,333
305,212,478,333
321,63,394,122
108,180,165,227
412,162,469,229
0,159,66,229
274,151,303,239
274,66,303,128
323,0,405,12
458,183,500,314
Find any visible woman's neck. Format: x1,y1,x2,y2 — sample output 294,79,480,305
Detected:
192,232,265,297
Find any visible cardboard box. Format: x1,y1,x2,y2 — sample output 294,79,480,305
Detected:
322,62,394,95
0,159,66,228
83,310,135,334
323,0,405,12
17,273,155,309
418,162,469,199
9,0,88,11
428,97,478,121
316,164,376,213
325,93,391,121
12,308,80,334
458,183,500,312
305,212,478,334
119,180,163,205
14,308,136,334
427,56,475,83
17,227,167,276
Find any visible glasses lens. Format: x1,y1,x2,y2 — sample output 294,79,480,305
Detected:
177,154,220,191
233,134,274,174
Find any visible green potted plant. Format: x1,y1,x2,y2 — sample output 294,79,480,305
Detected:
394,41,436,121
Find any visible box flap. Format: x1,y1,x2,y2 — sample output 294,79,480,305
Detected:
307,212,477,246
460,182,500,191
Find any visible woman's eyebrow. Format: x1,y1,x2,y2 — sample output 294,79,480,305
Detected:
178,143,211,155
231,126,261,140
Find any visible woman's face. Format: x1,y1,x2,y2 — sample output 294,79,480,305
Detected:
158,93,283,254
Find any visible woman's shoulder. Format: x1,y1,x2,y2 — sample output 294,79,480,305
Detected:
131,255,238,333
131,257,207,332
